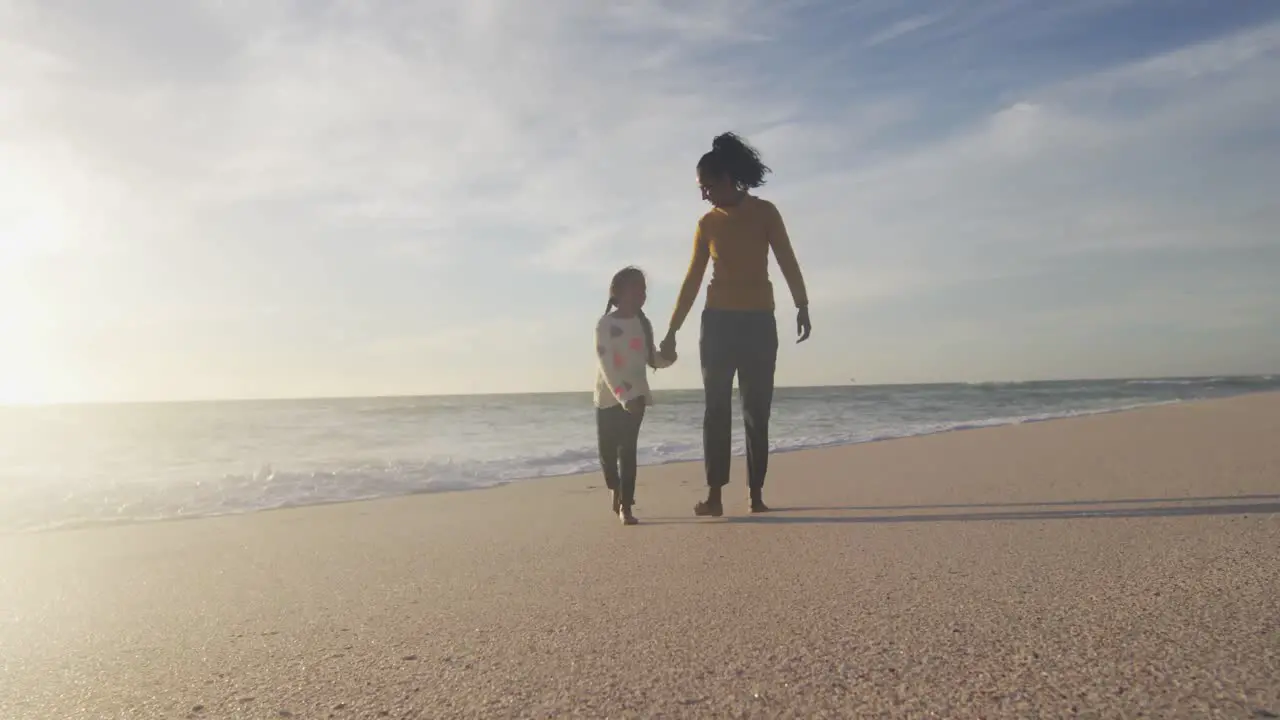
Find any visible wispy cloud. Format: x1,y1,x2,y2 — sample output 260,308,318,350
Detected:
864,12,946,47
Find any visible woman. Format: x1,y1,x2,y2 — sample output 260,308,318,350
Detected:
660,132,812,517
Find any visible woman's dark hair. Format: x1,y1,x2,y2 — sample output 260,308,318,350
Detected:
603,266,660,369
697,132,771,190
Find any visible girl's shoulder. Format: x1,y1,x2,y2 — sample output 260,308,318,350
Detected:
596,312,640,333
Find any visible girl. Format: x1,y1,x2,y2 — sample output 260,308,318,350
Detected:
594,267,676,525
660,132,811,517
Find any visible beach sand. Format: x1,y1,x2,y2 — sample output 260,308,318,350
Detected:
2,393,1279,719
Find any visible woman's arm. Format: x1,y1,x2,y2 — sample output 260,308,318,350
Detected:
667,221,711,335
764,202,809,309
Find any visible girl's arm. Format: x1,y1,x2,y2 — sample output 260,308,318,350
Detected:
667,220,711,335
764,201,810,309
595,317,638,404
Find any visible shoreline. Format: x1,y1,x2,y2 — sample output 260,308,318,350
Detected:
11,391,1278,536
12,386,1280,532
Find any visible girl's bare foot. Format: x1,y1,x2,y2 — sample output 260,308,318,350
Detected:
619,507,638,525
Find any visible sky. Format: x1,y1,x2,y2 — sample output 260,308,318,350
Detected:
2,0,1279,404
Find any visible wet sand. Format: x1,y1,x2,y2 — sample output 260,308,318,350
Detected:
2,392,1279,718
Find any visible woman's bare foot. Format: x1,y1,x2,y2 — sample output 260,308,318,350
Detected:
696,487,724,517
693,500,723,517
749,489,770,513
619,507,638,525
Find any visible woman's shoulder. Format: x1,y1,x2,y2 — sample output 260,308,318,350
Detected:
704,195,781,218
748,195,781,214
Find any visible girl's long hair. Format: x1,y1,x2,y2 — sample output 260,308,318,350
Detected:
604,266,660,369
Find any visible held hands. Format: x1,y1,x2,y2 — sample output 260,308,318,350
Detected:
659,331,677,358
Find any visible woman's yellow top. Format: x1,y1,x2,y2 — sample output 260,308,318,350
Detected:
668,195,809,333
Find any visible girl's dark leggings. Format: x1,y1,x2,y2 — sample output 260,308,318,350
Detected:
597,404,645,506
700,309,778,490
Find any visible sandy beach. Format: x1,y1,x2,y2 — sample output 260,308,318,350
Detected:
2,393,1278,719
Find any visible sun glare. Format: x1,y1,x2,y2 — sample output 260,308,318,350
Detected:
0,308,54,406
1,154,85,406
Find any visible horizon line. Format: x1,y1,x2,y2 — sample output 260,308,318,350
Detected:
2,373,1275,410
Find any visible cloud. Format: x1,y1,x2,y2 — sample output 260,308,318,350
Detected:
1,1,1278,400
4,0,802,399
863,12,946,47
767,20,1280,304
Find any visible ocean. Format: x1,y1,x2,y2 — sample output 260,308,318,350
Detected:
1,376,1276,533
